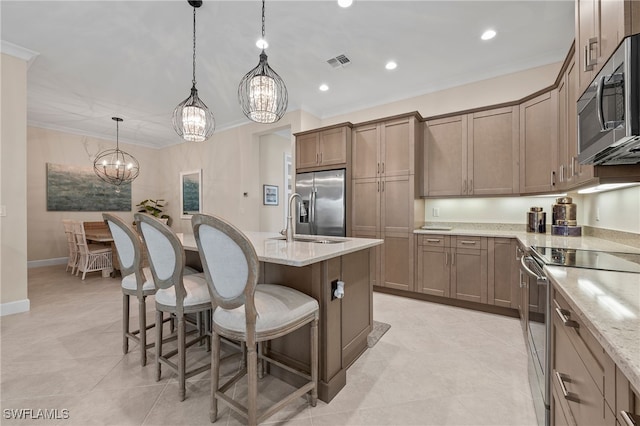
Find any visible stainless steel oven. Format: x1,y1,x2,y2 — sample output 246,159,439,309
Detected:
519,252,551,426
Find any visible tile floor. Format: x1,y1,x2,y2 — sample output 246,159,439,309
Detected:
1,266,537,425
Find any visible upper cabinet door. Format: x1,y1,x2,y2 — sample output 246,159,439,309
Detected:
352,124,380,179
423,115,466,197
381,117,415,177
318,127,348,167
296,133,319,170
520,90,559,194
468,106,520,195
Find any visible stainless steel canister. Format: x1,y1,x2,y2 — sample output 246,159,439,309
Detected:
527,207,546,233
552,197,577,225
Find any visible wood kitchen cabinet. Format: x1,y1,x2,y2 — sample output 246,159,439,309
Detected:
352,113,421,179
575,0,640,96
488,238,519,308
352,113,423,292
295,123,351,171
557,49,594,190
422,106,519,197
520,90,559,194
415,235,487,303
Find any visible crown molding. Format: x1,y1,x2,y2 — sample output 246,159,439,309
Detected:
1,41,39,69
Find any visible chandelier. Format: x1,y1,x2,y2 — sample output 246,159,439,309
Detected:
238,0,288,124
172,0,215,142
93,117,140,192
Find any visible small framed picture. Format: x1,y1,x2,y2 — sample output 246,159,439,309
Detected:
263,184,278,206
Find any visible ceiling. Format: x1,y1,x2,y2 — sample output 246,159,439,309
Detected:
1,1,575,149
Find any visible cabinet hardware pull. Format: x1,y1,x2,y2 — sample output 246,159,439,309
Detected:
560,165,564,183
571,156,576,177
551,171,556,187
426,239,441,243
463,180,467,194
381,162,385,173
515,246,523,260
377,163,380,174
469,179,473,193
382,181,385,192
460,240,476,245
555,307,579,328
319,152,322,163
316,152,319,164
377,181,380,192
444,252,448,266
555,371,580,402
621,411,640,426
584,37,598,71
451,252,455,266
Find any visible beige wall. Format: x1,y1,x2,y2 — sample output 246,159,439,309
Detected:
320,62,562,126
259,133,291,233
1,53,29,311
27,127,161,261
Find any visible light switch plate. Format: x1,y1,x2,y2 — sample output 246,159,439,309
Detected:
0,205,6,217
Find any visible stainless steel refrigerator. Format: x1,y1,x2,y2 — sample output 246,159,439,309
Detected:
294,169,346,237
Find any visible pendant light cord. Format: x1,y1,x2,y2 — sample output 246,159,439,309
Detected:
116,120,120,150
261,0,266,39
192,6,197,87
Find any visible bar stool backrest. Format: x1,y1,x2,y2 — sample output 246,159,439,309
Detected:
103,213,143,286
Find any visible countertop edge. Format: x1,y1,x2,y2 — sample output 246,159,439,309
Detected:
546,268,640,394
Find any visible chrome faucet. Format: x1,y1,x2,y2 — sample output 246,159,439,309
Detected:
283,193,306,242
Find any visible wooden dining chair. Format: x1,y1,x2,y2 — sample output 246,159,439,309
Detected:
134,213,211,401
62,219,80,274
103,213,158,366
73,221,112,280
191,213,319,425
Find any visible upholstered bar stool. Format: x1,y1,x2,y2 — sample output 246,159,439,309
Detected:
103,213,158,366
192,213,319,425
135,213,211,401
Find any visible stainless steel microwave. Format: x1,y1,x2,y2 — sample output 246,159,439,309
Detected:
577,34,640,165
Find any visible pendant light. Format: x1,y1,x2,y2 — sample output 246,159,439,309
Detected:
238,0,288,124
93,117,140,192
172,0,215,142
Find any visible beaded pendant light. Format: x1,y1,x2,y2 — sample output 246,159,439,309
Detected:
238,0,288,124
172,0,215,142
93,117,140,192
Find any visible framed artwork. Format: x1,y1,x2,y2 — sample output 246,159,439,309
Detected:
263,184,278,206
180,169,202,219
46,163,131,211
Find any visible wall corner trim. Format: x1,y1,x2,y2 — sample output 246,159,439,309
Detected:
0,299,31,316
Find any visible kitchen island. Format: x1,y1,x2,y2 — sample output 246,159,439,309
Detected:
179,232,383,402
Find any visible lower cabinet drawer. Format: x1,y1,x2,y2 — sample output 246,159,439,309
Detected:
417,234,449,247
554,311,606,426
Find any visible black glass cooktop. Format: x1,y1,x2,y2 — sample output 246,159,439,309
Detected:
531,246,640,274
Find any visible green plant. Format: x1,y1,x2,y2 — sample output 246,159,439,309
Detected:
136,199,170,223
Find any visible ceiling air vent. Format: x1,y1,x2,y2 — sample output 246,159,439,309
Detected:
327,54,351,68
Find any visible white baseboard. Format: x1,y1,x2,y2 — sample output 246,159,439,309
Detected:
0,299,30,316
27,257,67,269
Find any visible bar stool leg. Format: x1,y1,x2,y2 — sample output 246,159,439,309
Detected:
310,318,318,406
139,296,147,366
156,310,163,381
210,333,220,423
123,294,130,355
178,314,186,401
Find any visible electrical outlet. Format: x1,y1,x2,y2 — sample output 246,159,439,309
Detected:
596,208,600,221
432,208,440,217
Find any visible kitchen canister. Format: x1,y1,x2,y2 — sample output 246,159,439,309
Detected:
527,207,546,233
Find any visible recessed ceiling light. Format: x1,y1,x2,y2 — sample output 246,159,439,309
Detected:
256,38,268,49
338,0,353,8
319,84,329,92
481,29,496,41
385,61,397,70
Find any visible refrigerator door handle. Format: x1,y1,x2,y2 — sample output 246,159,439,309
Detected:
310,189,316,234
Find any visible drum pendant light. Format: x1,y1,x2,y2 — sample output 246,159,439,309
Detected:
172,0,215,142
238,0,288,124
93,117,140,192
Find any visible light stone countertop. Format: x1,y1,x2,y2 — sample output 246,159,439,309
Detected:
178,232,383,267
545,266,640,394
415,225,640,392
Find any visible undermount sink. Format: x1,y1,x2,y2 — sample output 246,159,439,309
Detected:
270,236,345,244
